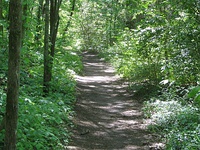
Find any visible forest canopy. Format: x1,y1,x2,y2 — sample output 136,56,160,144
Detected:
0,0,199,149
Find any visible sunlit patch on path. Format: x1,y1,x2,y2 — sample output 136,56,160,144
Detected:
67,52,161,150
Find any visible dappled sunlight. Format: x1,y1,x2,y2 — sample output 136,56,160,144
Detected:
79,120,98,128
85,62,104,67
75,75,118,83
68,52,155,149
121,110,142,117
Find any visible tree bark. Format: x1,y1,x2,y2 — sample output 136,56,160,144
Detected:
4,0,22,149
64,0,76,34
0,0,4,132
0,115,5,132
43,0,50,94
35,0,44,42
50,0,62,58
0,0,3,36
43,0,62,94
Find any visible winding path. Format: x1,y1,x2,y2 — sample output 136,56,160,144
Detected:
67,52,160,150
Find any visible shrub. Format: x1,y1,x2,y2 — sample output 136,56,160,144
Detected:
143,87,200,149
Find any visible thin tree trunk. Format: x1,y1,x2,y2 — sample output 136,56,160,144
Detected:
63,0,76,34
35,0,44,42
50,0,62,57
43,0,62,94
0,0,3,36
4,0,22,149
0,1,5,131
43,0,50,94
0,115,5,132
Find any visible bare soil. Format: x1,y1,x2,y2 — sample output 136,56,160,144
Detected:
67,52,163,150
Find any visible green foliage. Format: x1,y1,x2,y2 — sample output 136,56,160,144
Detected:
15,40,81,149
143,87,200,149
188,86,200,106
97,0,199,86
1,0,199,148
73,2,200,148
166,126,200,150
17,93,74,149
0,48,80,149
0,1,83,147
126,81,161,102
0,89,6,116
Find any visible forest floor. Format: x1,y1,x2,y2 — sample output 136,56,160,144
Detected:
67,51,164,150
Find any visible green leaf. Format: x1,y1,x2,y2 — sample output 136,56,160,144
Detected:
194,94,200,105
188,86,200,98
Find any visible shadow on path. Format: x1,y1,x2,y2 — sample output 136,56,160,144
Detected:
67,52,161,150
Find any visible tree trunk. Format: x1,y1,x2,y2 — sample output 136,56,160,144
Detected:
50,0,62,58
43,0,62,94
63,0,76,35
0,0,3,36
43,0,50,94
4,0,22,149
35,0,44,42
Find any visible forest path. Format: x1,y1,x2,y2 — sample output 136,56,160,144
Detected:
67,52,160,150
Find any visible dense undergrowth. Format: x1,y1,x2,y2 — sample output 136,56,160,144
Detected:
143,85,200,149
95,1,200,148
0,38,83,149
1,0,200,149
100,45,200,149
99,44,200,149
0,1,85,148
96,4,200,148
100,48,200,149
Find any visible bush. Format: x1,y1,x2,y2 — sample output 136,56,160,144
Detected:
0,49,82,149
16,93,74,149
143,87,200,150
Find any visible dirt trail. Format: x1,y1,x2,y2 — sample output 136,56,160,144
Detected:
67,52,161,150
